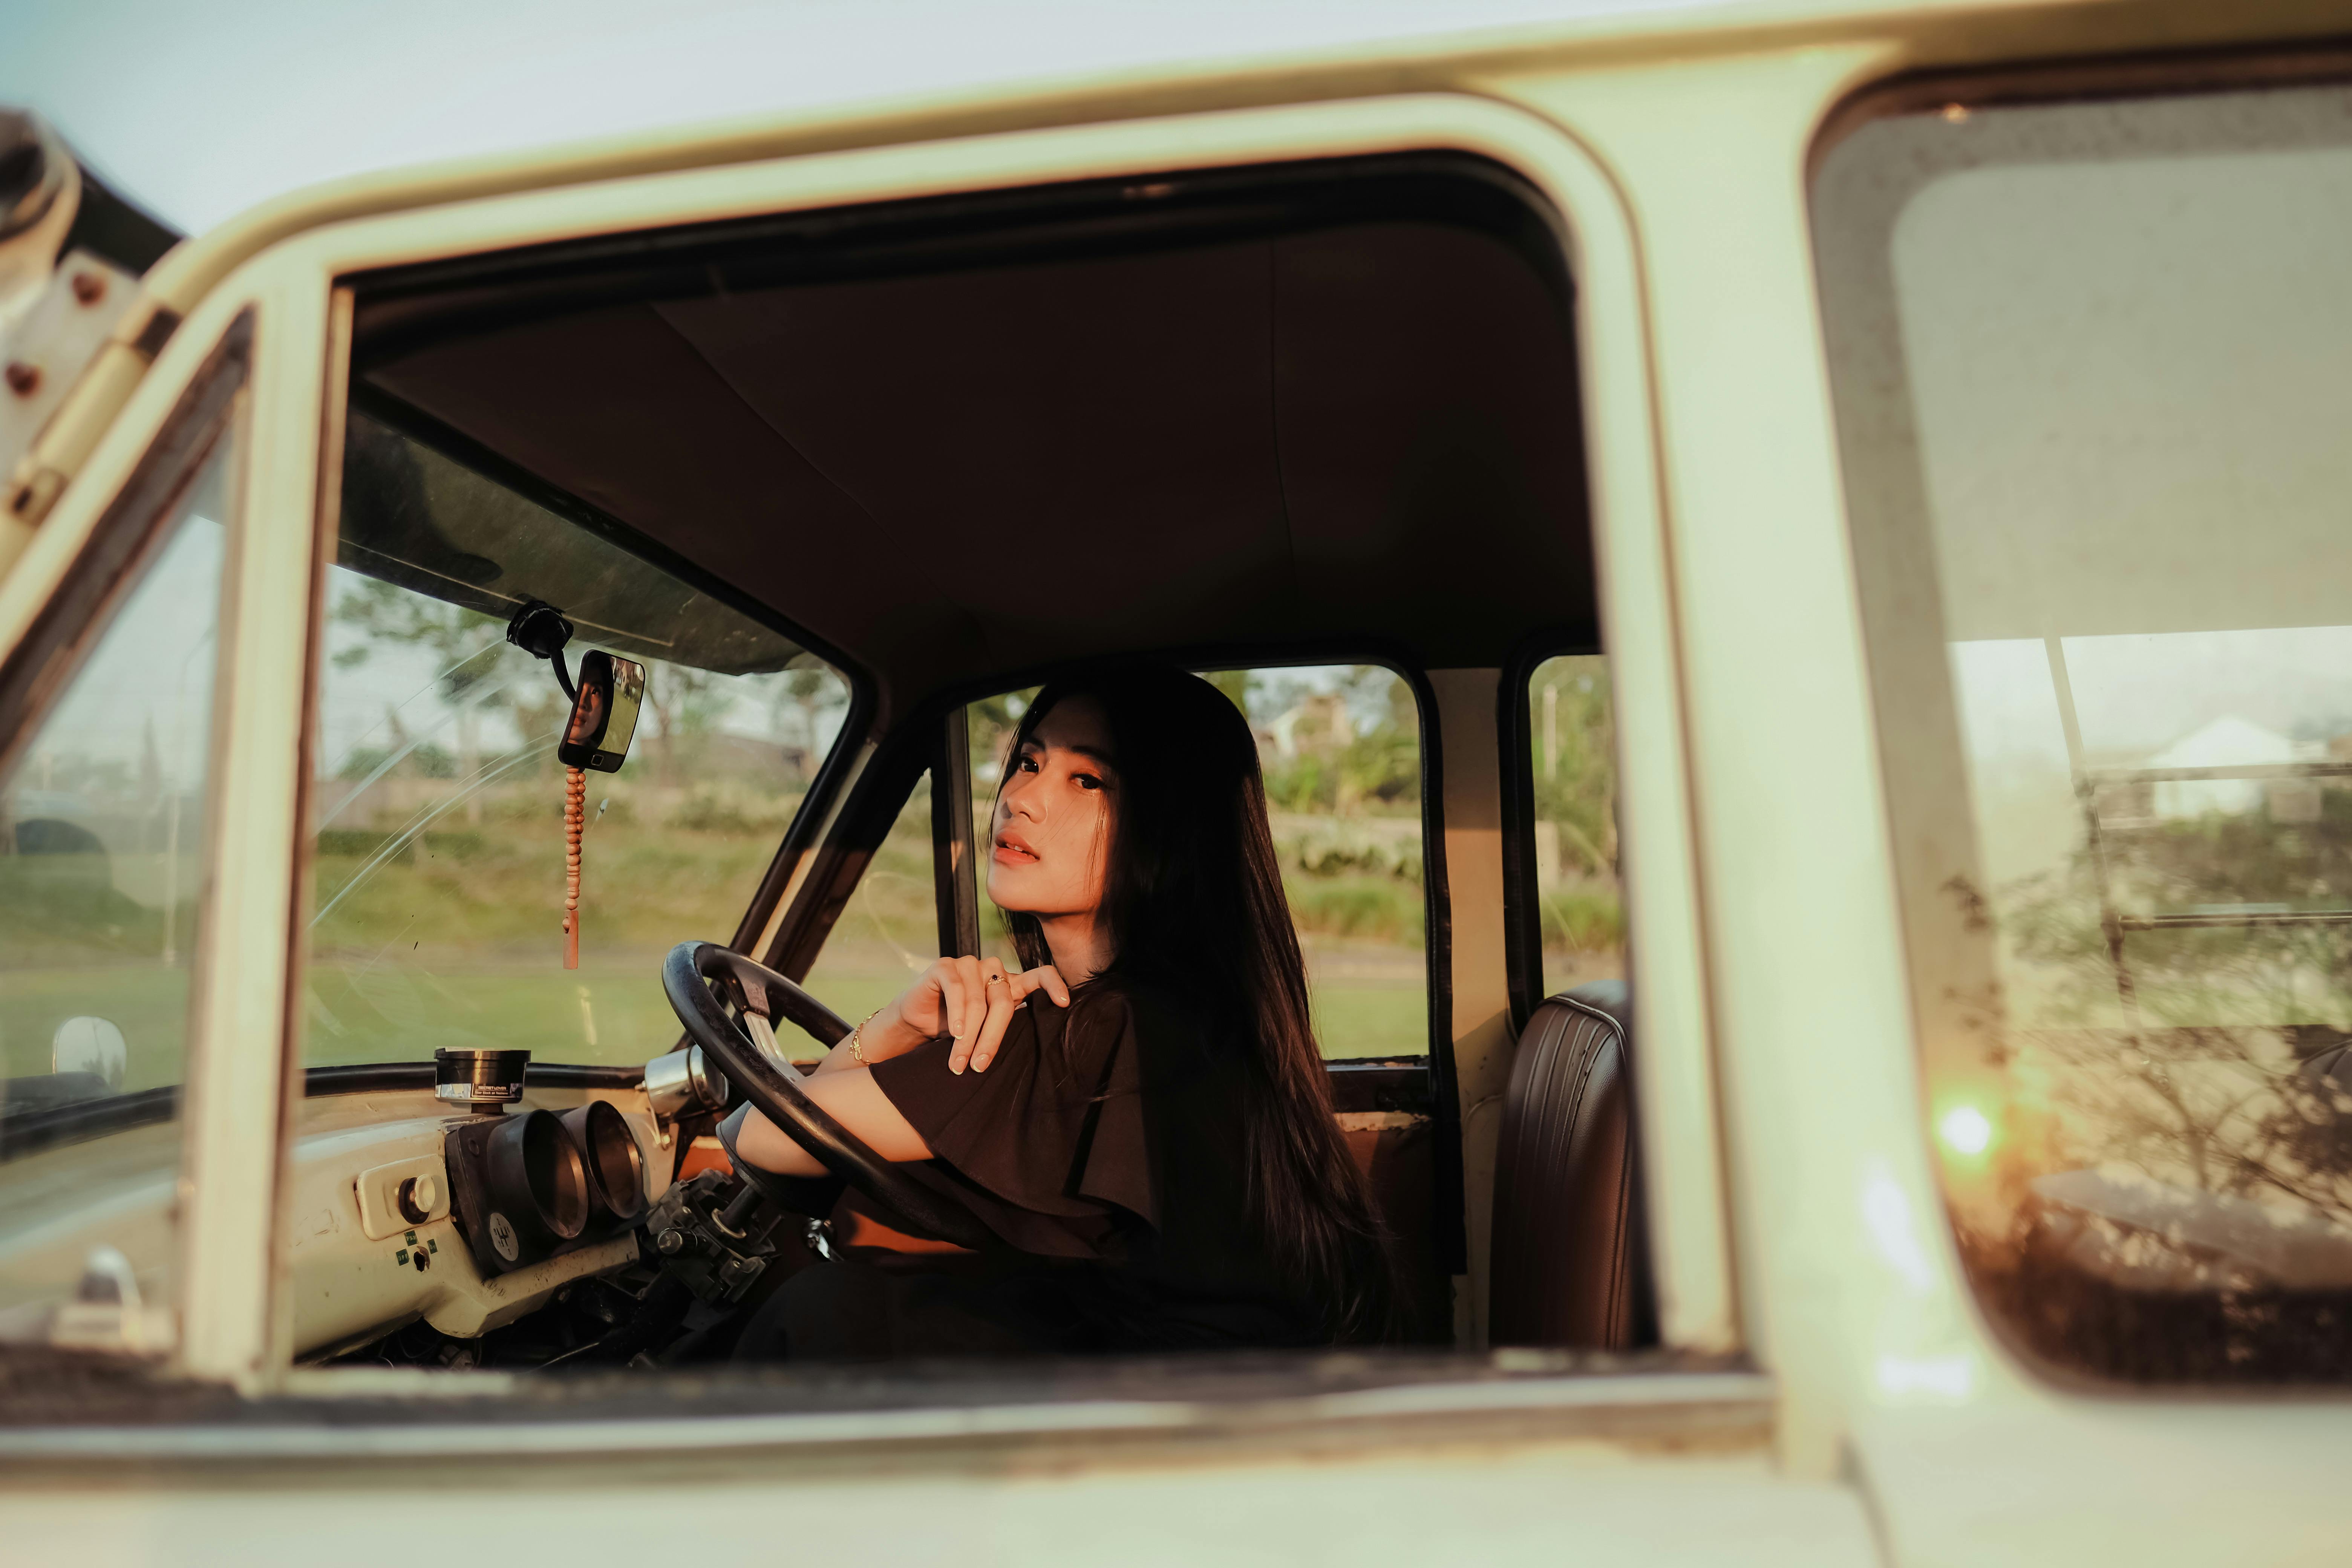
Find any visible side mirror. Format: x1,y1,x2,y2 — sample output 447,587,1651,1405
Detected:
557,650,645,773
52,1015,126,1093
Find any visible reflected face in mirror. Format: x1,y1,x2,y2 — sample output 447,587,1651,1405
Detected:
564,682,605,746
557,651,645,773
988,696,1117,920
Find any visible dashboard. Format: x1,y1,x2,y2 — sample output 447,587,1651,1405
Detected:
284,1086,666,1360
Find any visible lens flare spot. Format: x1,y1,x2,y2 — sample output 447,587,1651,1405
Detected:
1939,1104,1993,1157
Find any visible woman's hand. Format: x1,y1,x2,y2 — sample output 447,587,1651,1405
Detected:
856,955,1072,1076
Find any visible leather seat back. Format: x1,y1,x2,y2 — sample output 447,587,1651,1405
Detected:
1488,980,1656,1349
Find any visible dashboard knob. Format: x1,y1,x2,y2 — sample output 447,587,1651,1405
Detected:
396,1173,439,1225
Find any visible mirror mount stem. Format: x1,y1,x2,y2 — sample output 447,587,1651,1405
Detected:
504,598,577,701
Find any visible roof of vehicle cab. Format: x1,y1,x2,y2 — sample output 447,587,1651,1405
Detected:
347,171,1596,712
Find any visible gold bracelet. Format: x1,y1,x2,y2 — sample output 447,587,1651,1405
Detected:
845,1005,886,1066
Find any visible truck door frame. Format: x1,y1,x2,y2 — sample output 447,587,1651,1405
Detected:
8,90,1741,1449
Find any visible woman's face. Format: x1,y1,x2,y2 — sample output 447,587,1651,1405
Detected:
987,695,1116,918
565,684,605,745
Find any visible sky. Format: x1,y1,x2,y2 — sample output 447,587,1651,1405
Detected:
12,466,225,811
0,0,1724,236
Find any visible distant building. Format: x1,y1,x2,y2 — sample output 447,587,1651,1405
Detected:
1265,693,1353,759
2145,716,2315,821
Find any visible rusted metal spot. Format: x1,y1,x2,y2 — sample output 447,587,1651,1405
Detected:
8,468,62,525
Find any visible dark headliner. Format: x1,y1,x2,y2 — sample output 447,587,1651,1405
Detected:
352,162,1594,723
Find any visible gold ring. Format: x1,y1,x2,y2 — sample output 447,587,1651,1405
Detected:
985,973,1007,986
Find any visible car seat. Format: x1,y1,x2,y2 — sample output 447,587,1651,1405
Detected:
1487,980,1657,1348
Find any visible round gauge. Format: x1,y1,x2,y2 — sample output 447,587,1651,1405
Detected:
561,1100,646,1222
484,1108,588,1258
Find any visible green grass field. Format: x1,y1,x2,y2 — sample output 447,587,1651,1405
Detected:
9,766,1601,1086
7,948,1429,1088
0,965,193,1090
306,952,691,1066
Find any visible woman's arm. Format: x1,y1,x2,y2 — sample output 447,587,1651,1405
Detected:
808,955,1071,1079
732,1068,930,1177
737,955,1072,1176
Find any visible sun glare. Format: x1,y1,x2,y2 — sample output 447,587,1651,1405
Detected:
1938,1104,1994,1158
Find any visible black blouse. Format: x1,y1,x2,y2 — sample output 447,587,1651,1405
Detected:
847,982,1320,1351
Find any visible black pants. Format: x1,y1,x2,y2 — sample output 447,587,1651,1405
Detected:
732,1250,1107,1363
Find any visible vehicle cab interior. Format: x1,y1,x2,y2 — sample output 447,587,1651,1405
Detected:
0,152,1654,1376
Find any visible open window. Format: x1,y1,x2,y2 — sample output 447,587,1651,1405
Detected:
1516,652,1620,1007
247,142,1685,1393
811,665,1431,1064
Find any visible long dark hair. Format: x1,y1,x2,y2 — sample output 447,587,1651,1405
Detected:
998,664,1398,1343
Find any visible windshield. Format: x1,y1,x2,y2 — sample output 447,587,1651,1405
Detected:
305,409,849,1069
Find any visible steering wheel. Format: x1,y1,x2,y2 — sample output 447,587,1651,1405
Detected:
660,941,997,1251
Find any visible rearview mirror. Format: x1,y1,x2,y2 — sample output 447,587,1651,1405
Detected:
556,650,645,773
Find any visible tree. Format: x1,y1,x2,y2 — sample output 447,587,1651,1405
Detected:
1529,665,1617,878
329,580,514,821
641,660,729,788
776,663,845,782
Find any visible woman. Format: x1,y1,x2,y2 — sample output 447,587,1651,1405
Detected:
730,663,1396,1358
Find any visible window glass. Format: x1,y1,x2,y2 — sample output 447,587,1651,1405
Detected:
1819,80,2352,1381
1525,655,1622,1000
962,666,1427,1060
308,411,848,1068
0,435,232,1326
798,770,936,1033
